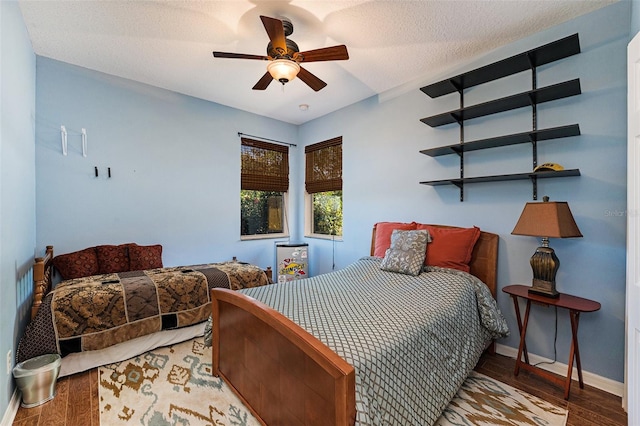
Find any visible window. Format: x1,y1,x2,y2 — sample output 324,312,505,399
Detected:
240,138,289,237
305,137,342,237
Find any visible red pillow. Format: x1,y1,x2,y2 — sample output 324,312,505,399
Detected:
129,244,163,271
52,247,99,280
373,222,417,257
96,244,131,274
416,225,480,273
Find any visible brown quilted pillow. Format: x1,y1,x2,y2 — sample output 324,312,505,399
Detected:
52,247,99,280
96,244,131,274
129,244,163,271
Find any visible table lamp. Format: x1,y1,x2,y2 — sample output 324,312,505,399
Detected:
511,196,583,298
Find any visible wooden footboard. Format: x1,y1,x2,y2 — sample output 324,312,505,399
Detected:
211,288,356,426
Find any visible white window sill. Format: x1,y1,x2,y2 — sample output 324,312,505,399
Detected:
305,234,343,242
241,233,289,241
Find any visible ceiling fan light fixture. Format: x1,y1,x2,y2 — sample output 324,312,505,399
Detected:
267,59,300,85
213,16,348,91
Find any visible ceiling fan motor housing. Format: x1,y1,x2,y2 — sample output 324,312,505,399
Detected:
281,17,293,36
267,38,299,59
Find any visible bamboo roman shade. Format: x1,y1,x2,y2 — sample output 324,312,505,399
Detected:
241,138,289,192
305,137,342,194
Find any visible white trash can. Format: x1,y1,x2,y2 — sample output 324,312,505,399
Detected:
12,353,61,407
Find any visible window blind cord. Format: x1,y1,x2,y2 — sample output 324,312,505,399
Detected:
283,198,289,237
332,234,336,271
533,306,558,367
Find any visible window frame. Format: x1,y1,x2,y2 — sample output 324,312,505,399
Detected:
304,191,343,241
240,137,290,240
304,137,343,240
240,191,289,240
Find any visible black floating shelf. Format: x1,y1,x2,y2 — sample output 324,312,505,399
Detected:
420,169,581,186
420,79,581,127
420,124,581,157
420,33,580,98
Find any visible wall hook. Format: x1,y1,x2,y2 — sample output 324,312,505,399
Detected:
61,125,67,156
81,128,87,157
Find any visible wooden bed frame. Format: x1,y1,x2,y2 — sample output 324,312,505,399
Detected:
32,245,54,320
211,224,499,426
31,245,273,321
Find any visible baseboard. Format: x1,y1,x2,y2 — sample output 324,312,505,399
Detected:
1,389,21,426
496,343,624,398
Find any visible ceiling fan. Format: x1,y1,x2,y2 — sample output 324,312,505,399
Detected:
212,15,349,92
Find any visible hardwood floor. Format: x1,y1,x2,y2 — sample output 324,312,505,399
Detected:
12,352,626,425
475,353,627,426
12,368,99,426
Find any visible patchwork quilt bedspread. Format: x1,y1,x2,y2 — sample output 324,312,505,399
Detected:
239,257,509,426
17,262,269,363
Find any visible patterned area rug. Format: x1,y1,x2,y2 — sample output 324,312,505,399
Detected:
99,338,567,426
436,371,568,426
99,338,260,426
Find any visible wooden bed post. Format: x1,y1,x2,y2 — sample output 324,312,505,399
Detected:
32,246,54,320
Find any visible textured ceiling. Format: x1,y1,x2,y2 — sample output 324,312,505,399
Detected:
18,0,616,125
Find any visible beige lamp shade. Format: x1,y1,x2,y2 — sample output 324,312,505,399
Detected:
511,199,583,239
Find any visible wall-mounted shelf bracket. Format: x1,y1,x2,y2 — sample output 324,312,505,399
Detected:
530,175,538,200
419,33,581,201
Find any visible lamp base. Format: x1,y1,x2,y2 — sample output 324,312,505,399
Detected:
528,245,560,298
529,278,559,298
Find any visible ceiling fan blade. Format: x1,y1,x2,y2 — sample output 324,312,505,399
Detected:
252,71,274,90
297,67,327,92
260,16,286,54
213,51,268,60
295,45,349,63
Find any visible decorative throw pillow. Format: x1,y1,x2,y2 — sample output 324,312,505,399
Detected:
96,244,131,274
129,244,163,271
380,229,430,276
416,224,480,273
52,247,99,280
373,221,417,257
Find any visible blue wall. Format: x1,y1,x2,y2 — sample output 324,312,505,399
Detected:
35,58,298,269
0,0,36,419
299,2,630,384
632,0,640,38
1,2,632,420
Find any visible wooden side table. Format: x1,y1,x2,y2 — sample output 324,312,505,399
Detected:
502,284,601,399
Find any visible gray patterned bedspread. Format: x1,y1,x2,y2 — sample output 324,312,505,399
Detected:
239,256,509,426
